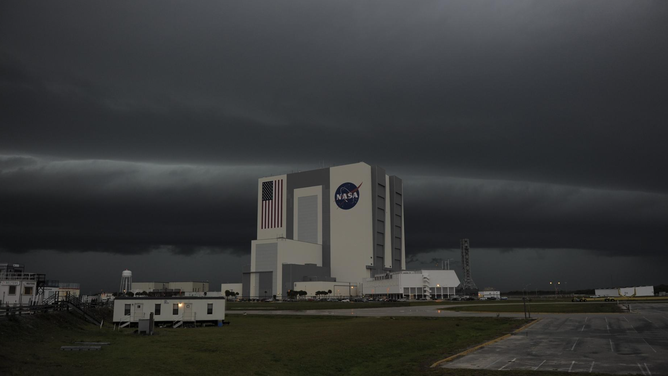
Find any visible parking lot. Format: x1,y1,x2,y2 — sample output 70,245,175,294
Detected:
441,303,668,374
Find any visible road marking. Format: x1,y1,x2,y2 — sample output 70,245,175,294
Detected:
623,316,629,322
643,338,657,353
483,357,502,369
609,339,614,352
535,359,546,371
645,363,652,376
568,361,575,373
644,317,653,324
571,338,579,351
585,317,588,323
589,361,594,373
605,317,610,333
638,363,647,376
498,358,516,370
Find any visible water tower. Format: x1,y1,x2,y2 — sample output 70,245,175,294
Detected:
120,269,132,293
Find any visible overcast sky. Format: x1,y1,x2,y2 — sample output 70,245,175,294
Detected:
1,1,667,293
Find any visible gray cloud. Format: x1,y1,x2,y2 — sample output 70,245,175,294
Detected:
1,1,666,290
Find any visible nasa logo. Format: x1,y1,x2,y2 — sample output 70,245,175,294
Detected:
335,182,362,210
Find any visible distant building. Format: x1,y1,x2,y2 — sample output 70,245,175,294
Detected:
595,286,654,297
132,282,169,293
0,263,45,306
292,281,361,298
43,281,81,302
363,270,460,300
132,281,209,294
244,162,406,299
478,291,501,299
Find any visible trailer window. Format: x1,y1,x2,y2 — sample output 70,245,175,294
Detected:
24,287,34,295
8,286,16,295
124,304,131,316
155,303,161,315
173,303,178,315
207,303,213,315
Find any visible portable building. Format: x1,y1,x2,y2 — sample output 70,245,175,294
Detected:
113,297,226,326
595,286,654,297
478,291,501,299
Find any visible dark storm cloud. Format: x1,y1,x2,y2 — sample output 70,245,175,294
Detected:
1,155,665,260
2,1,667,193
405,176,668,256
0,156,267,255
1,0,667,278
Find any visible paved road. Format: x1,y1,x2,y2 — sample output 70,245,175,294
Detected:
228,303,527,318
441,303,668,375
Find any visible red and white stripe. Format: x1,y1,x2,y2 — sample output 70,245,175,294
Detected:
262,179,283,229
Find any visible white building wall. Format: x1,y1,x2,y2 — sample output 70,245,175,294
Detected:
250,238,322,298
113,298,226,323
330,163,373,285
596,286,654,297
169,282,209,293
363,270,460,298
479,291,501,299
293,281,360,297
0,280,37,306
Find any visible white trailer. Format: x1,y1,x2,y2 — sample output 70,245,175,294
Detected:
113,297,226,327
478,291,501,299
595,286,654,298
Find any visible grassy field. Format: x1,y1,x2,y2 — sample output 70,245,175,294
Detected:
0,310,612,376
445,303,623,314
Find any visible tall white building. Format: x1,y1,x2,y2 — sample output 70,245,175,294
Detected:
243,162,405,299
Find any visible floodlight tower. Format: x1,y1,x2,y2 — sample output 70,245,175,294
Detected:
459,239,477,293
120,269,132,294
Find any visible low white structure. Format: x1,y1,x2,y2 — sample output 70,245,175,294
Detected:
0,263,43,306
363,270,460,300
595,286,654,297
131,281,209,294
292,281,360,298
478,290,501,299
113,297,226,326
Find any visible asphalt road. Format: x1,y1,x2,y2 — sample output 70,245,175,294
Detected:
440,303,668,375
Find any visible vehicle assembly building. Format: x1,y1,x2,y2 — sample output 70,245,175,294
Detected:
243,162,406,299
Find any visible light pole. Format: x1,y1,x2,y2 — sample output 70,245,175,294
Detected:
549,281,560,298
523,283,531,298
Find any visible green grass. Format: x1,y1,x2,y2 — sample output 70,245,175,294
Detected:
444,303,623,314
0,311,608,376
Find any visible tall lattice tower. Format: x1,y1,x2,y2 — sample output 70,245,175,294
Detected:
120,269,132,294
459,239,477,292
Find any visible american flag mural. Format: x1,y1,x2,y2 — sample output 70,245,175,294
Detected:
261,179,283,229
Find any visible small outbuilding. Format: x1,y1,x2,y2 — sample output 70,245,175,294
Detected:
595,286,654,298
363,270,460,300
113,296,226,327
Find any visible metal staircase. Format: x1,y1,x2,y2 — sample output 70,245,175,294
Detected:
423,272,431,300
